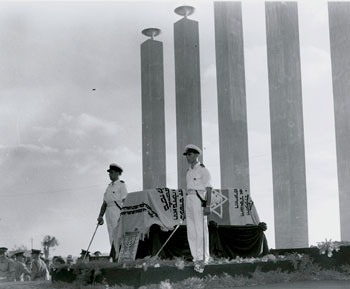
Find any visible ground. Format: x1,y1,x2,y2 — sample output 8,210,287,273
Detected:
1,280,350,289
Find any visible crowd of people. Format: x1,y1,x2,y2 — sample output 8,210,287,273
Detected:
0,246,105,282
0,247,49,282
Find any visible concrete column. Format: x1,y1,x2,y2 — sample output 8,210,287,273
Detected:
174,13,203,190
141,38,166,189
214,1,250,191
328,2,350,241
265,2,308,248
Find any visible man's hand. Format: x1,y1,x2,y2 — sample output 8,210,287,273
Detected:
204,206,211,216
97,216,104,225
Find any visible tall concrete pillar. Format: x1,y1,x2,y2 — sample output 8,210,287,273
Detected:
141,28,166,189
328,3,350,241
214,2,250,191
174,6,203,190
265,2,308,248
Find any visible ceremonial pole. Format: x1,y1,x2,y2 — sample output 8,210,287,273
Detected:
328,2,350,241
141,28,166,190
174,6,203,190
214,1,250,191
265,2,308,248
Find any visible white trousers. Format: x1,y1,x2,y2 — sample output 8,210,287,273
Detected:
185,193,210,263
106,205,121,245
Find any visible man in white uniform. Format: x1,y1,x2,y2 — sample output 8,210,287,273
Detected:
183,144,212,273
97,163,128,245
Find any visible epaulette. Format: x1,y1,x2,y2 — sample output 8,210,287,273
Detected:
200,163,205,167
120,180,125,183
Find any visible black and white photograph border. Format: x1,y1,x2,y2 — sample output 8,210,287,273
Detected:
1,0,349,288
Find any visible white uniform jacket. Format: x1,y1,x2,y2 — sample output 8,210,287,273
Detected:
103,179,128,244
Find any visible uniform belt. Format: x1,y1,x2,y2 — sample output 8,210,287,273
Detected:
187,190,207,207
187,189,205,195
186,190,197,195
107,202,122,210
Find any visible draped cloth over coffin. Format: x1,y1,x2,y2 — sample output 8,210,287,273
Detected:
112,188,185,256
113,188,265,258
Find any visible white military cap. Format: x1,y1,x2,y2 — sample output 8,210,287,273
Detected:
107,163,123,173
183,144,202,156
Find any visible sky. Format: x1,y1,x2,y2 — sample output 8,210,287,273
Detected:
0,0,342,257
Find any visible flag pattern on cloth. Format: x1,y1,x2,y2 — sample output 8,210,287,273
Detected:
208,188,260,225
112,188,185,253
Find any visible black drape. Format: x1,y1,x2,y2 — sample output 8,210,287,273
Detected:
136,222,268,260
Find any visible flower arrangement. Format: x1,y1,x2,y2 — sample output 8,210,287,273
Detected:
54,253,303,275
49,240,350,288
317,239,341,257
46,248,350,289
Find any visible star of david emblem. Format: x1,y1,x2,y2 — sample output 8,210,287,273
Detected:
210,189,228,219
